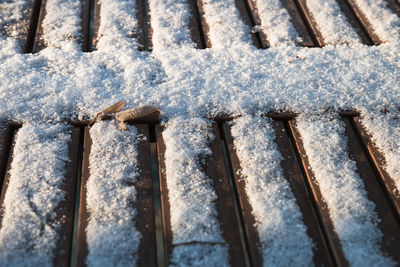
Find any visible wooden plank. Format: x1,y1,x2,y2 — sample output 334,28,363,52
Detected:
91,0,101,49
77,124,156,266
342,118,400,262
187,0,207,48
287,120,348,266
222,123,263,267
193,0,212,48
52,127,81,267
280,0,315,47
291,0,324,46
32,0,47,52
235,0,269,48
335,0,375,45
81,0,92,52
155,125,172,265
385,0,400,17
351,117,400,217
272,120,334,265
156,124,247,266
0,124,17,230
341,0,382,45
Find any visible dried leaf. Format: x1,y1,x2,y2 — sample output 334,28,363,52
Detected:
115,105,160,122
88,101,125,127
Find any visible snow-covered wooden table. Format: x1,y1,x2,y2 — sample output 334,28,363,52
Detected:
0,0,400,266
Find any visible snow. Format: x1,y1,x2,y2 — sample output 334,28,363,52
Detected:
230,115,314,266
360,110,400,193
162,116,229,264
353,0,400,42
85,121,143,266
305,0,362,44
0,123,71,266
41,0,82,51
149,0,195,50
296,114,395,266
201,0,252,48
252,0,301,46
0,0,33,48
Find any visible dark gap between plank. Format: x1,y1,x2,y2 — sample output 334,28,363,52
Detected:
142,0,152,51
191,0,208,49
82,0,95,52
217,122,252,267
24,0,42,53
70,126,85,267
0,125,18,195
283,120,338,266
240,0,269,48
150,142,166,267
291,0,323,47
348,117,400,224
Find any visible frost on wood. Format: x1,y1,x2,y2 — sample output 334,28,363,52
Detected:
0,0,33,48
296,114,395,266
253,0,301,46
149,0,195,50
170,244,229,267
42,0,82,50
86,121,142,266
230,116,314,266
96,0,139,51
353,0,400,42
305,0,361,44
162,116,229,264
201,0,252,48
360,110,400,192
0,123,71,266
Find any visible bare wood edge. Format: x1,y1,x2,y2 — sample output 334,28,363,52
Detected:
351,117,400,218
155,125,173,265
287,120,348,266
221,122,263,267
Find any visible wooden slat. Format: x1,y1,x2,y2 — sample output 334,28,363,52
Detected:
273,120,334,265
91,0,101,49
385,0,400,16
222,123,263,267
52,127,81,267
335,0,376,45
193,0,212,48
187,0,207,48
0,124,17,230
351,117,400,217
280,0,315,47
77,124,156,266
156,124,247,266
235,0,269,48
341,0,382,45
287,120,348,266
136,0,152,51
81,0,92,52
342,118,400,262
155,125,173,265
291,0,324,46
32,0,47,52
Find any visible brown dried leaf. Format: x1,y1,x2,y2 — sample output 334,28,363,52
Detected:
88,101,125,127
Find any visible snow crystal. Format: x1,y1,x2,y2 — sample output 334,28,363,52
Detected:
162,116,228,261
201,0,252,48
296,114,395,266
305,0,361,44
360,110,400,192
252,0,301,46
86,121,142,266
95,0,139,51
0,123,71,266
353,0,400,42
41,0,82,51
230,115,314,266
0,0,32,48
149,0,195,50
